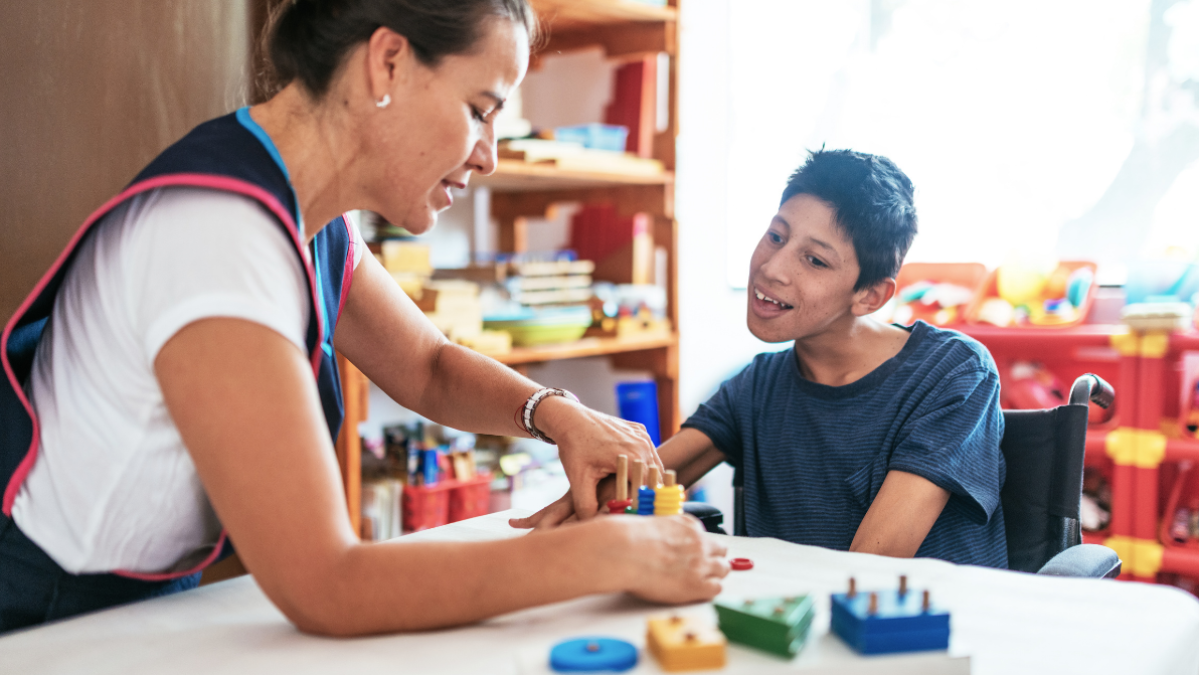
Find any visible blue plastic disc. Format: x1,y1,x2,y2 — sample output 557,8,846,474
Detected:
549,637,638,673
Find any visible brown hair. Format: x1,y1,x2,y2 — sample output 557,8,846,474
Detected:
262,0,539,100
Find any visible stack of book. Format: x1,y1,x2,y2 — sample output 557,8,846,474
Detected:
506,259,596,307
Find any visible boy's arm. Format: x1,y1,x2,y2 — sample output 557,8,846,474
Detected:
511,428,727,530
849,470,951,557
661,428,727,487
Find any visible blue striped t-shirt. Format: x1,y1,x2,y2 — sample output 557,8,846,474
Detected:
684,321,1008,568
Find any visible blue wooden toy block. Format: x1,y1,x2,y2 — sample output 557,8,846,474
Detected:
830,589,949,655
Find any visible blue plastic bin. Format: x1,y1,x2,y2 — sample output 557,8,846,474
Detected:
616,381,661,446
555,124,629,152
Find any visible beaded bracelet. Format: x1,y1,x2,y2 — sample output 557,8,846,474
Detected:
516,387,579,445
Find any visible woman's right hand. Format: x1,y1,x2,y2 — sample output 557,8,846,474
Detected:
599,515,730,604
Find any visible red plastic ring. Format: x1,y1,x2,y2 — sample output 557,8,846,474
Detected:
730,557,754,571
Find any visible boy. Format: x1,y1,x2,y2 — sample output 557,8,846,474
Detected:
516,150,1007,568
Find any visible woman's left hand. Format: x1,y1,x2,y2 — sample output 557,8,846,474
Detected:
532,396,662,519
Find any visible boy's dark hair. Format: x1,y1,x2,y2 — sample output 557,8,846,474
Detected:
780,149,917,291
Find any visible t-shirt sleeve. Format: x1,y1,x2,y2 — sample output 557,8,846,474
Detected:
681,361,756,465
346,210,367,270
884,365,1005,525
124,188,312,363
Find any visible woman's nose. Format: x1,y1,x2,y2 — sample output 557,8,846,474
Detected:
469,126,498,176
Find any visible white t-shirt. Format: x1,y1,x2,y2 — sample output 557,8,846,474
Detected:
11,187,364,574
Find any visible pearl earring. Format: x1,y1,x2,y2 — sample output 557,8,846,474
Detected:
376,94,391,109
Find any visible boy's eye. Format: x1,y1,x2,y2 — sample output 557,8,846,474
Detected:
767,231,783,245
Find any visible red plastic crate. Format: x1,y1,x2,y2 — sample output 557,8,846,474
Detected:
449,473,492,523
403,482,451,532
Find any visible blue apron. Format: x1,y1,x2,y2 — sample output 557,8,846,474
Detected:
0,109,354,632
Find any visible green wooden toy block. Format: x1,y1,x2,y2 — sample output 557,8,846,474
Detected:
714,595,815,658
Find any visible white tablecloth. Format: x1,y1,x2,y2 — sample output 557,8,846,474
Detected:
2,510,1198,674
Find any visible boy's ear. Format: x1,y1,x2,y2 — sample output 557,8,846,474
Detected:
852,277,897,317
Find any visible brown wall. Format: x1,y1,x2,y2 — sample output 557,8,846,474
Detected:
0,0,252,319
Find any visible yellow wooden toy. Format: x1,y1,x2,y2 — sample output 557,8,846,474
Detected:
646,614,727,672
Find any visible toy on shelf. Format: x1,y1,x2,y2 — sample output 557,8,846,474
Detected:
830,576,950,655
888,263,986,328
973,260,1096,328
549,637,638,673
646,614,727,672
713,595,815,658
1003,361,1066,410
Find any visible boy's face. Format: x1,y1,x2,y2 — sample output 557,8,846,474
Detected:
746,194,862,343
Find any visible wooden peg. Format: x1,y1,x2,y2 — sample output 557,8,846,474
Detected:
664,469,677,487
632,459,645,489
899,575,908,597
868,592,878,615
848,577,856,599
922,589,931,612
616,455,629,501
648,466,661,487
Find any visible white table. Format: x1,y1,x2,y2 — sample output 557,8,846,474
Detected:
3,509,1198,675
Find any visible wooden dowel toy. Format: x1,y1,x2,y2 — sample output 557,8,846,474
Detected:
868,593,878,616
616,455,628,502
632,459,645,490
899,575,907,598
922,590,931,612
648,466,661,487
664,469,676,487
848,577,856,599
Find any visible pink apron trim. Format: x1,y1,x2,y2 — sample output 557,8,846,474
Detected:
114,531,230,581
2,174,323,538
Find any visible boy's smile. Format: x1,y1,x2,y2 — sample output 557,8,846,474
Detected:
746,193,861,343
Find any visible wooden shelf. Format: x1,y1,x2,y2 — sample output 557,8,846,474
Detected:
488,333,677,366
476,159,673,192
531,0,677,28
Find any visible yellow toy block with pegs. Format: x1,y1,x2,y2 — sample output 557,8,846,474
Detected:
646,614,727,672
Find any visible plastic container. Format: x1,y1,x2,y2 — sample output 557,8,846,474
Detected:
554,124,629,152
966,261,1098,328
448,473,492,523
483,306,593,347
617,381,661,445
892,262,987,327
402,482,451,532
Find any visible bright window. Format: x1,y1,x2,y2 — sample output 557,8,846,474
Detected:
725,0,1199,288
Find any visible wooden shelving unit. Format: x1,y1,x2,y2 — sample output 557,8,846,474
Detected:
334,0,682,534
491,334,677,366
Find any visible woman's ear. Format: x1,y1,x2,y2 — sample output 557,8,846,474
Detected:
365,26,414,102
852,277,897,317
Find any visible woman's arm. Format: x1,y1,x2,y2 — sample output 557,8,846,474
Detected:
156,317,728,636
848,470,950,557
332,252,661,518
512,428,728,530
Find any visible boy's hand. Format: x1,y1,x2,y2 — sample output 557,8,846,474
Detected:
510,475,619,531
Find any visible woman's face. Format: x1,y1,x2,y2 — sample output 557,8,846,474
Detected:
364,19,529,234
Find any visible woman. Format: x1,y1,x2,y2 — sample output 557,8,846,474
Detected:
0,0,728,635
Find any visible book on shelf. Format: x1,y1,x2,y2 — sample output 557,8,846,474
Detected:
499,139,664,176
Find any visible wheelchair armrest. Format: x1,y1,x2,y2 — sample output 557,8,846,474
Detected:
1036,544,1122,578
682,501,727,535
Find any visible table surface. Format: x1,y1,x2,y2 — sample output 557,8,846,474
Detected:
3,510,1199,675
